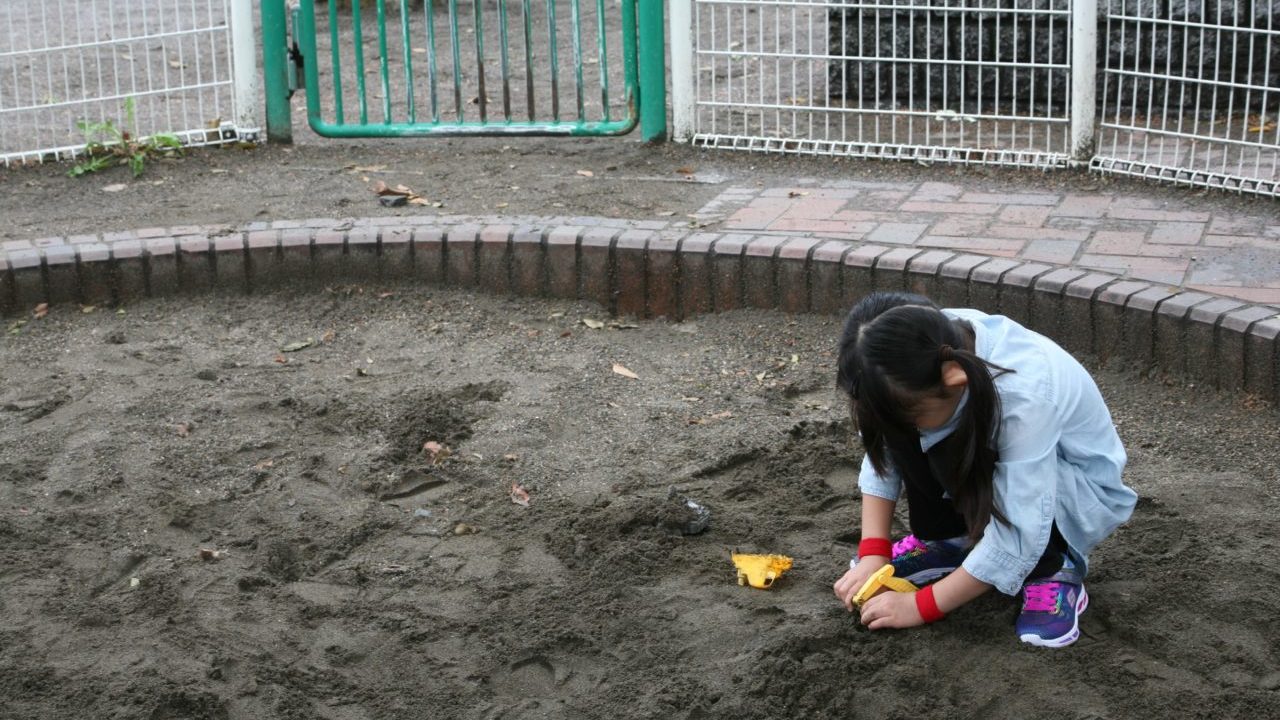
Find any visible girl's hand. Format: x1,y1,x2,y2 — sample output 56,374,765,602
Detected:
833,556,888,611
859,589,925,630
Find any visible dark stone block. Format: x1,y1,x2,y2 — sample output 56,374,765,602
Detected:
842,245,888,309
679,233,717,319
647,235,681,320
810,242,850,315
710,234,751,312
545,226,581,300
76,243,114,307
477,226,514,295
614,230,652,319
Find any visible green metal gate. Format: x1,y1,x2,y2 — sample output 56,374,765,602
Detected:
265,0,662,139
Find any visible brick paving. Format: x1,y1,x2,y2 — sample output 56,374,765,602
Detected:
703,180,1280,308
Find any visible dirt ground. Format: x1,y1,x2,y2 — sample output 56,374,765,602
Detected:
1,135,1274,244
1,283,1278,720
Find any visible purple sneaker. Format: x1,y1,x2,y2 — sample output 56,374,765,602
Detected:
1016,560,1089,648
889,534,968,585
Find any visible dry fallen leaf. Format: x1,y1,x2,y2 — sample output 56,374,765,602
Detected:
198,548,224,562
81,305,97,314
559,330,572,338
576,169,594,178
253,458,275,470
175,422,193,437
612,363,639,380
503,453,519,462
273,354,289,364
510,483,531,506
582,318,605,329
32,303,49,319
675,166,695,175
320,329,336,344
371,180,428,207
422,440,452,465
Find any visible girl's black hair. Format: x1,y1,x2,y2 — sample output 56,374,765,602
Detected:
836,292,1011,539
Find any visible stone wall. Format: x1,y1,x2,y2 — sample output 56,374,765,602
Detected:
827,0,1280,112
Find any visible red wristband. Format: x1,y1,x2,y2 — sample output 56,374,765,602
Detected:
857,537,892,560
915,585,946,624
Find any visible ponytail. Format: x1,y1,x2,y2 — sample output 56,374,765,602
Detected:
940,341,1009,537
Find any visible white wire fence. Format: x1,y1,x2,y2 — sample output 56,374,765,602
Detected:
0,0,258,167
1093,0,1280,194
672,0,1280,195
677,0,1083,168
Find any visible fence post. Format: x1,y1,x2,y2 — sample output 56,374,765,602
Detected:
1070,0,1097,163
262,0,293,143
231,0,262,138
670,0,693,142
638,0,667,142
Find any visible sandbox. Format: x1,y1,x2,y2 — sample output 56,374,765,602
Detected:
1,286,1278,719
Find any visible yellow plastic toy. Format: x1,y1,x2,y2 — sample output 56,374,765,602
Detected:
852,564,918,607
731,552,793,589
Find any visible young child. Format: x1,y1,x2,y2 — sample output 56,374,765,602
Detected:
830,291,1137,647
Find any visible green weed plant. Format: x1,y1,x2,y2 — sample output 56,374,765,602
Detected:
68,98,183,178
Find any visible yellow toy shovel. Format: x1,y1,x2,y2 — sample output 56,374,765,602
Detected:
852,564,918,607
731,552,793,589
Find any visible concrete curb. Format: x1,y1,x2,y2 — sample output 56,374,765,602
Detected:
2,218,1277,405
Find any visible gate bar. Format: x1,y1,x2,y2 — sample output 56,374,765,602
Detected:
262,0,291,142
638,0,665,141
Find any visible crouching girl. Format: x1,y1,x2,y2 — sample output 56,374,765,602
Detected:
831,292,1137,647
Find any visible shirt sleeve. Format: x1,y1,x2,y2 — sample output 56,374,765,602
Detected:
857,453,903,502
960,394,1062,596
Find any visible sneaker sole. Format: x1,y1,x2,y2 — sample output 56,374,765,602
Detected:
1018,586,1089,649
899,566,959,585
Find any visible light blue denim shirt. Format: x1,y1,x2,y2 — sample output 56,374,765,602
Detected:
857,309,1138,595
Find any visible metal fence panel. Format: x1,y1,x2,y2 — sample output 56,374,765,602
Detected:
686,0,1077,168
1094,0,1280,195
0,0,250,167
295,0,639,137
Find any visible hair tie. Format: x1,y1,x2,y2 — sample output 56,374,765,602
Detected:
939,344,955,362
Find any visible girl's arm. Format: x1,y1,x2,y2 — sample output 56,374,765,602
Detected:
833,494,897,611
930,567,991,612
859,494,895,547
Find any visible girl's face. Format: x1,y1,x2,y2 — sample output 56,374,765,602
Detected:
909,361,969,430
911,390,964,430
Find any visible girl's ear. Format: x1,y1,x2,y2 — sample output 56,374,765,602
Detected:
941,360,968,389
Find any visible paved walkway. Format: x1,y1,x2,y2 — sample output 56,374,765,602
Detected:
690,180,1280,308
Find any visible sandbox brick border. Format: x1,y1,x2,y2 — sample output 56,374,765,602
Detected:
2,220,1276,406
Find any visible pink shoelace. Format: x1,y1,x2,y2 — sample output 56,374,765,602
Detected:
1022,582,1062,613
891,534,926,558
